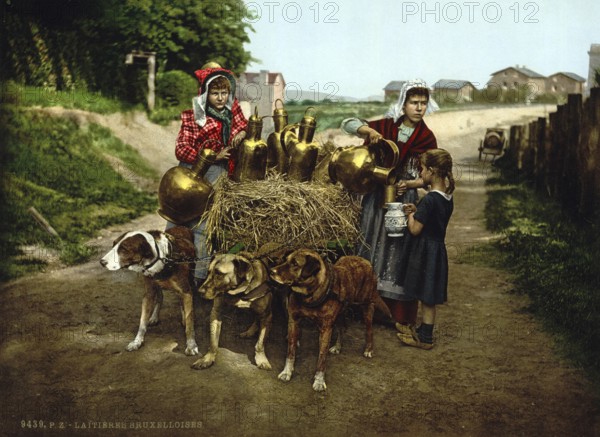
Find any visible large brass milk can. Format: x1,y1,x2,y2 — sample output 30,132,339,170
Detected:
158,148,217,225
232,107,268,182
328,139,400,194
266,99,289,173
281,107,320,182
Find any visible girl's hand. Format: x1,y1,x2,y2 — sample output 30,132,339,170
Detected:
403,203,417,215
231,131,246,148
396,180,408,196
216,146,232,161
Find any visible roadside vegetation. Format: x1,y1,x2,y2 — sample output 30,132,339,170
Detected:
481,162,600,386
0,104,159,281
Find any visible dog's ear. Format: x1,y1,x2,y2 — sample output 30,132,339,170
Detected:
300,254,322,279
228,257,255,295
233,258,251,281
139,236,155,260
112,232,128,247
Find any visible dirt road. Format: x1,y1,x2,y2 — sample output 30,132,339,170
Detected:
1,105,599,436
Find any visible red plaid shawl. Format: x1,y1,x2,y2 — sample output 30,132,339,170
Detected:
175,99,248,174
366,115,437,167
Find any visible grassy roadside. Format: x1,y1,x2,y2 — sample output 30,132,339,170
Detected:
481,161,600,386
0,104,159,281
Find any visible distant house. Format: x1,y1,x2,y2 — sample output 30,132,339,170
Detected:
586,44,600,96
487,66,547,95
432,79,476,103
383,80,406,102
236,70,286,117
546,72,586,95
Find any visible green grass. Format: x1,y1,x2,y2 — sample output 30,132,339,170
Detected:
2,81,139,114
482,173,600,385
284,101,389,132
0,104,159,281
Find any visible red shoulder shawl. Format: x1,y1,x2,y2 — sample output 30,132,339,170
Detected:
366,116,437,166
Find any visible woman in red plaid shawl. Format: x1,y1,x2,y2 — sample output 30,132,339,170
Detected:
168,64,248,284
341,79,439,333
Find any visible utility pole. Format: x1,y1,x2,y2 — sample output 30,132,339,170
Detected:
125,50,157,110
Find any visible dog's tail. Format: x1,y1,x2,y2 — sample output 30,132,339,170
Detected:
374,295,393,321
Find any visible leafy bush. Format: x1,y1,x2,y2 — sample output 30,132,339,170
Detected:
155,70,197,108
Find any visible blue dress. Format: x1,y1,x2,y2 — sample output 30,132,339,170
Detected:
400,191,453,306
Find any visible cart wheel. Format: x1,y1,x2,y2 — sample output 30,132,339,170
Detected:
479,149,483,161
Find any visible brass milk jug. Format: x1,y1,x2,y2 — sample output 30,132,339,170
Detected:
232,107,268,182
328,139,399,194
266,99,289,173
282,107,320,182
158,148,217,225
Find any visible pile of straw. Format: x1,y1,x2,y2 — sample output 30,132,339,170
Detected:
202,172,362,253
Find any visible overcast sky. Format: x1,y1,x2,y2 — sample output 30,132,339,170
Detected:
243,0,599,100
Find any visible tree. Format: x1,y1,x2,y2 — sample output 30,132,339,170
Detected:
111,0,255,74
1,0,255,96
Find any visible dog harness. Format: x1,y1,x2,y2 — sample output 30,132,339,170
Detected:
299,262,336,308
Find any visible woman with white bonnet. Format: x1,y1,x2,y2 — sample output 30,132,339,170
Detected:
341,79,439,333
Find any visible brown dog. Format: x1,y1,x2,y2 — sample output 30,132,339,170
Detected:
270,249,391,391
192,253,273,370
100,226,199,356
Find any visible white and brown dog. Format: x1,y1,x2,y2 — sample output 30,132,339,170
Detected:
100,226,199,356
193,253,273,371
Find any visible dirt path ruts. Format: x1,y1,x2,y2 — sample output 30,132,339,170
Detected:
1,105,599,436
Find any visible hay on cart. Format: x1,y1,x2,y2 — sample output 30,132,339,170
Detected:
201,172,362,254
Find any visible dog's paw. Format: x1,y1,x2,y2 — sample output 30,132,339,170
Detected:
191,354,215,370
329,344,341,354
278,370,292,382
255,353,272,370
185,340,200,356
312,372,327,391
126,340,143,351
363,350,373,358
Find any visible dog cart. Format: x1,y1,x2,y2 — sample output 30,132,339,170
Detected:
478,128,506,162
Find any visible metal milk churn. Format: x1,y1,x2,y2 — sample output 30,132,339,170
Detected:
266,99,289,174
328,139,399,194
232,107,268,182
157,148,217,225
281,107,320,182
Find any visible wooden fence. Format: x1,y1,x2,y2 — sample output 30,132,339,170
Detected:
504,88,600,219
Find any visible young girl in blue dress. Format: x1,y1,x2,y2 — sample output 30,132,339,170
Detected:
397,148,455,349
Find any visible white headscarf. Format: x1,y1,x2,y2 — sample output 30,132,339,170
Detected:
385,78,439,122
192,75,235,127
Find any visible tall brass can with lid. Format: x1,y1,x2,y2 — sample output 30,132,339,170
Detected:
281,107,320,182
232,107,268,182
266,99,289,173
157,148,217,225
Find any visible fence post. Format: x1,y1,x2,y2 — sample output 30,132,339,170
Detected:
534,117,547,193
561,94,582,211
579,88,600,217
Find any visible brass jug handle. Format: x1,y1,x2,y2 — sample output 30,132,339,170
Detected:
304,106,317,118
281,123,300,152
275,99,285,110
